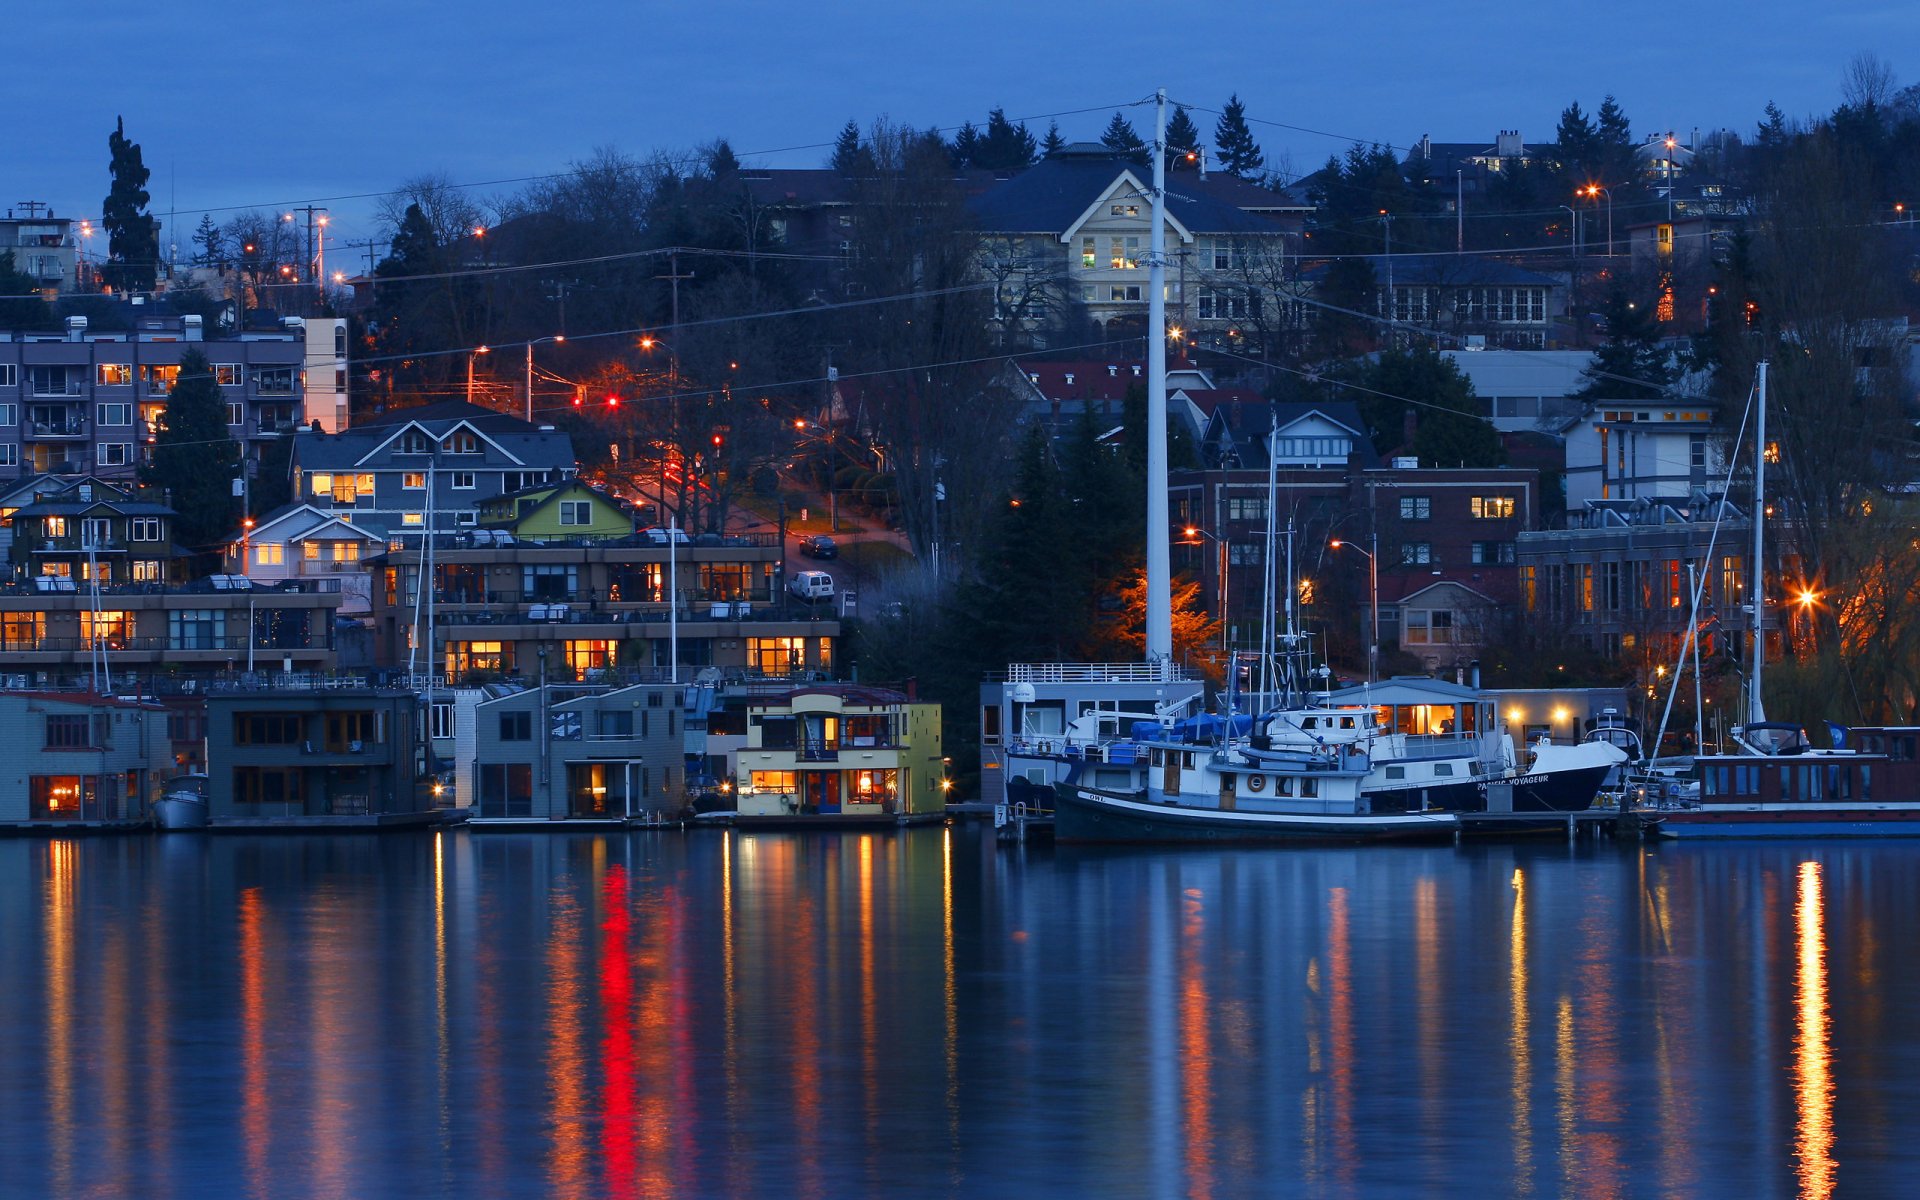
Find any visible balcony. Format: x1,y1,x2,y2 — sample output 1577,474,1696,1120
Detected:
27,419,88,439
39,537,124,554
796,740,840,763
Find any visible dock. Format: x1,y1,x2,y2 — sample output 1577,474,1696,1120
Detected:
1454,808,1663,841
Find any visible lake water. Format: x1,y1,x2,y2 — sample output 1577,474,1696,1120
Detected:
1,827,1913,1198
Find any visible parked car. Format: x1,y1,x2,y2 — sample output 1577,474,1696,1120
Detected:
789,570,834,601
798,534,838,559
640,526,690,546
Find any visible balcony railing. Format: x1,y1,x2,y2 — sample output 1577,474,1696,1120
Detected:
0,635,330,653
27,419,88,438
0,576,343,599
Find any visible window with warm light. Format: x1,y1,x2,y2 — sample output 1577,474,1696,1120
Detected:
1470,496,1515,519
564,640,614,672
748,637,807,676
256,543,284,566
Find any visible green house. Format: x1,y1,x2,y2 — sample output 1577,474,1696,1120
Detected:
477,481,634,541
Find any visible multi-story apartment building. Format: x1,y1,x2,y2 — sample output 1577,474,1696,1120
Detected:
733,684,945,822
367,532,838,683
1558,395,1721,508
0,574,342,686
1516,495,1767,665
0,208,80,295
1172,447,1540,672
0,311,343,484
289,400,576,541
6,476,176,584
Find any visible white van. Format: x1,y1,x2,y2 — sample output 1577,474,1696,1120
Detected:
789,570,834,601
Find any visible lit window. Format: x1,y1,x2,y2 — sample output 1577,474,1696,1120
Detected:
402,472,426,489
256,544,283,566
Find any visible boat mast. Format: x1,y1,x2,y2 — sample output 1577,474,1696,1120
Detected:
1749,360,1768,725
1144,87,1173,676
1259,413,1280,704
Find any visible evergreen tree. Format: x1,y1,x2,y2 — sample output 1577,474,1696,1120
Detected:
1100,112,1146,161
0,251,53,329
976,108,1037,170
1166,106,1202,171
102,116,158,293
191,214,225,266
1756,101,1790,149
141,349,240,554
830,120,874,174
1596,94,1632,148
1214,94,1265,177
948,122,980,169
706,139,741,177
1041,121,1066,157
1553,100,1599,176
1576,289,1672,400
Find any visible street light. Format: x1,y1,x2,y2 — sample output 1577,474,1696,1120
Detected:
1179,525,1229,649
1559,205,1579,258
466,345,490,405
1329,536,1379,683
641,336,678,522
1582,185,1614,257
524,335,564,422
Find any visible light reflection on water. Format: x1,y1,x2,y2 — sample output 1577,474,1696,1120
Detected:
0,832,1916,1196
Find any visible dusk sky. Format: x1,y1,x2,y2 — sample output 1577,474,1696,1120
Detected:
4,1,1913,256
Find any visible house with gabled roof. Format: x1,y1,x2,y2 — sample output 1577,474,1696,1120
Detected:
971,145,1307,346
221,502,386,614
5,475,176,584
478,479,634,540
287,400,575,541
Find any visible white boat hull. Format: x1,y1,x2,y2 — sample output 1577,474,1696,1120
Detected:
152,795,210,831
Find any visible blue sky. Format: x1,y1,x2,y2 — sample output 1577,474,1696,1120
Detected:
3,1,1913,253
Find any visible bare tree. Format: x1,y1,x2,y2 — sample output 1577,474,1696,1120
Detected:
1840,52,1899,111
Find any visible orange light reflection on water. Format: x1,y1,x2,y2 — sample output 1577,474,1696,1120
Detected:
239,886,268,1197
1510,868,1533,1194
1327,886,1355,1187
1793,861,1836,1199
544,892,590,1195
43,841,76,1195
1179,886,1214,1200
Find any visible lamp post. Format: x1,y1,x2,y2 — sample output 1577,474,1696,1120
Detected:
1330,535,1378,683
1582,185,1614,257
466,345,489,405
524,335,564,422
1180,525,1230,650
641,336,677,524
1559,205,1579,258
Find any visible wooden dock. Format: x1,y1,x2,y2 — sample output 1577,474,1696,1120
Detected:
1454,808,1662,841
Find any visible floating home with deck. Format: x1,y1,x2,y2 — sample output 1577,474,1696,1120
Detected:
733,685,945,825
462,681,685,826
1670,725,1920,838
0,690,172,830
203,685,437,828
980,663,1205,807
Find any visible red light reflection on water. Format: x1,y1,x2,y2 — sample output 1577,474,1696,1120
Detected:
600,865,636,1200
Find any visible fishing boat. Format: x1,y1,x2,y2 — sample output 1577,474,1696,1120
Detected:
152,773,210,831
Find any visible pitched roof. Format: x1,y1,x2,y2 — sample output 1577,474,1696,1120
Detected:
972,156,1291,237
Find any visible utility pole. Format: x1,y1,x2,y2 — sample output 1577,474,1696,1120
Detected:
1455,172,1463,254
287,205,328,284
655,252,694,524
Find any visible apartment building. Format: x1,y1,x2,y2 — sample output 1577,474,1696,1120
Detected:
367,532,837,683
0,311,328,484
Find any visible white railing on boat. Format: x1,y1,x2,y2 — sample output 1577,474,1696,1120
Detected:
1001,662,1197,684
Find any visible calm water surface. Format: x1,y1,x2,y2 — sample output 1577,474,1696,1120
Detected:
0,828,1914,1198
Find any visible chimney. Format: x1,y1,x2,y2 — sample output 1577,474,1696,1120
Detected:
66,315,88,341
183,314,203,341
1496,130,1523,158
1419,134,1432,161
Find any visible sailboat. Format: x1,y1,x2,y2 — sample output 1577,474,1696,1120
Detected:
1655,361,1920,837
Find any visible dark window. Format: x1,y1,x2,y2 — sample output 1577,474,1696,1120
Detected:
45,714,99,749
234,712,303,745
233,766,304,805
479,763,533,817
499,711,531,741
597,710,633,738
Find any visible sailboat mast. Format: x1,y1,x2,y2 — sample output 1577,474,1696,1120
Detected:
1144,88,1173,674
1749,360,1768,725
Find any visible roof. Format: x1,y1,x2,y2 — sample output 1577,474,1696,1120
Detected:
1017,359,1153,402
292,407,577,472
971,156,1291,237
749,684,913,708
1326,675,1483,705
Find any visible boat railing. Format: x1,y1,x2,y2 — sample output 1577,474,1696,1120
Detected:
998,662,1197,684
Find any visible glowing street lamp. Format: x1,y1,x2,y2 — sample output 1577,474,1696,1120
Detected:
524,335,565,422
1330,536,1379,683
